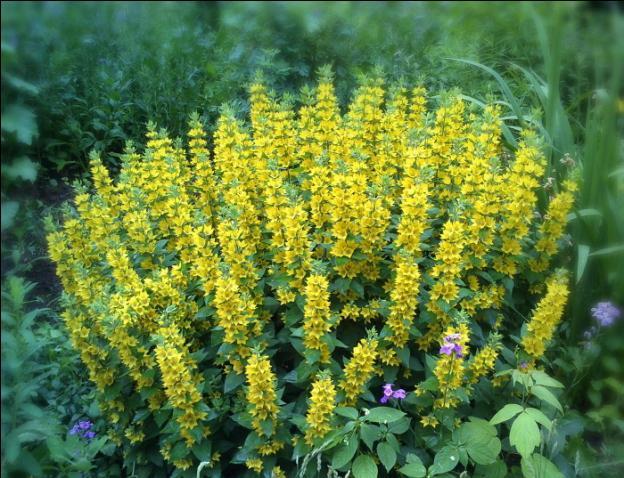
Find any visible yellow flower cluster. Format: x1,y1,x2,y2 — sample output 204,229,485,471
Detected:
303,275,333,363
339,338,379,406
522,271,570,360
433,324,470,409
155,324,207,446
304,376,337,445
46,75,576,472
245,354,280,438
467,344,500,384
530,180,577,273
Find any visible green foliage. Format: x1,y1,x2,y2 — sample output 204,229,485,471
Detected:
0,1,622,476
1,277,118,477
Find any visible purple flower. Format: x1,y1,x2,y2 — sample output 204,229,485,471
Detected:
440,334,464,357
69,420,95,440
444,333,461,343
392,389,406,399
79,420,93,430
383,384,394,397
379,384,406,403
440,343,455,355
591,301,621,327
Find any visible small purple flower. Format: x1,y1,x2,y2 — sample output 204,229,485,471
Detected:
379,384,406,403
444,333,461,343
383,384,394,397
440,334,464,358
79,420,92,430
69,420,95,440
591,301,621,327
392,389,406,399
440,343,455,355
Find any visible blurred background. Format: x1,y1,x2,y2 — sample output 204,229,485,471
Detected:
1,2,622,476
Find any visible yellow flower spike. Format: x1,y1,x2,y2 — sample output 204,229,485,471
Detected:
339,337,379,406
522,271,570,360
304,376,337,445
245,354,280,437
432,323,470,409
303,274,333,363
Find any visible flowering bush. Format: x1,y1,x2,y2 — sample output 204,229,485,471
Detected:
47,71,578,477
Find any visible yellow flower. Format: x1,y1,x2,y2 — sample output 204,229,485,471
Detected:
522,271,569,360
339,338,379,405
420,415,439,428
305,376,337,444
245,458,264,474
303,275,333,363
432,324,470,409
245,354,280,437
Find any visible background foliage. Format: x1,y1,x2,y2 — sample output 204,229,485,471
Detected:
1,1,622,476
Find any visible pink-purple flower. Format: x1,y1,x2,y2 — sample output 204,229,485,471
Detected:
380,384,407,403
439,333,464,357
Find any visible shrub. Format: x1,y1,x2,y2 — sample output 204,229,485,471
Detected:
47,72,578,477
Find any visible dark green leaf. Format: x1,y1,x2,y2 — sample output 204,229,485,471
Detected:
332,434,359,469
352,454,378,478
377,442,396,472
429,446,460,475
336,407,358,420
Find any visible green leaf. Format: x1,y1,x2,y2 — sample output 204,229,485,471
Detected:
336,407,358,420
589,244,624,257
224,372,245,393
474,460,507,478
524,408,552,431
510,413,540,457
456,419,501,465
490,404,524,425
531,371,564,389
170,441,189,461
531,386,563,413
1,104,38,144
332,434,359,469
398,459,426,477
521,453,564,478
352,454,378,478
576,245,590,283
359,424,379,451
377,442,397,472
350,279,365,297
429,446,460,475
1,201,19,231
389,417,411,434
2,156,38,182
364,407,406,424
